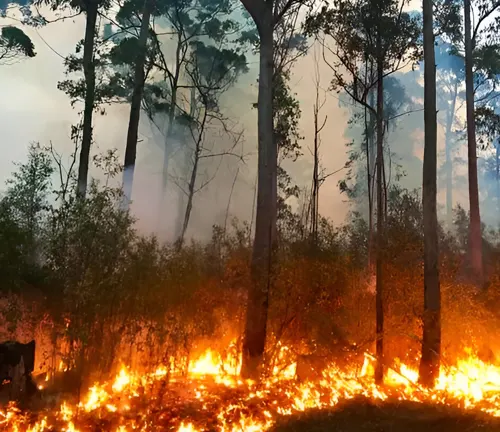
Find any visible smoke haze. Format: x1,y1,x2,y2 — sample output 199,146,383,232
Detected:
0,3,498,242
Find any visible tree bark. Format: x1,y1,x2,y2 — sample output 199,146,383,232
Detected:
156,109,175,232
496,141,500,212
157,46,181,233
445,79,458,227
77,0,98,198
180,97,206,244
365,95,372,269
173,146,189,239
419,0,441,387
374,52,384,386
180,146,198,244
121,0,152,209
311,87,320,245
367,85,376,270
241,4,275,380
464,0,484,287
174,86,196,241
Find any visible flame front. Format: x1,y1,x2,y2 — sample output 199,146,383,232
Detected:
3,344,500,431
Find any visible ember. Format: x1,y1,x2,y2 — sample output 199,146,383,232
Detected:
1,343,500,431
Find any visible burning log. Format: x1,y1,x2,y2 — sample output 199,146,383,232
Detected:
0,340,37,404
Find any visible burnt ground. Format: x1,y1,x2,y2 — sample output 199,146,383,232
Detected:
272,398,500,432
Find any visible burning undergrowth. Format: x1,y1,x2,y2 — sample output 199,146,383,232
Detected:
3,150,500,430
4,343,500,431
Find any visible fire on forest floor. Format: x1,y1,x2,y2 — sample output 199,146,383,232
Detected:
3,343,500,431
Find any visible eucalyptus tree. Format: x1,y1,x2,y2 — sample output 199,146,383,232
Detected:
139,0,242,231
305,0,421,384
419,0,440,387
35,0,113,198
462,0,500,287
120,0,154,208
238,0,313,379
338,75,415,268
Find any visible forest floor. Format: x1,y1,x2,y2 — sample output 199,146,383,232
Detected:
272,397,500,431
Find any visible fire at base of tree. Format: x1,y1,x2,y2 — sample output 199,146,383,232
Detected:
0,146,500,431
2,0,500,424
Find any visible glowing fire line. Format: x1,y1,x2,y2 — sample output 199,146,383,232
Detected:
2,344,500,431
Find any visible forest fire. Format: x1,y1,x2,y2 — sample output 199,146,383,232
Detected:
2,344,500,431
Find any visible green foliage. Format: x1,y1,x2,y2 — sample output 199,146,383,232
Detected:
0,26,35,62
338,75,414,207
274,70,303,162
305,0,422,103
58,32,134,108
188,41,248,90
476,106,500,147
434,0,462,43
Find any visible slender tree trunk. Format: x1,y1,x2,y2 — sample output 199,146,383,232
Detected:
173,147,189,238
241,8,275,379
174,86,196,240
445,80,458,227
311,96,319,244
223,166,240,235
365,99,372,268
496,142,500,213
419,0,441,387
77,0,98,198
180,148,197,244
368,84,376,269
180,100,206,244
310,52,325,247
121,0,151,209
375,53,385,386
464,0,484,287
156,111,175,231
157,66,180,232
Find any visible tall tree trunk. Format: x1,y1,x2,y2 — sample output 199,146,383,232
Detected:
496,141,500,213
241,7,275,379
311,91,320,245
157,55,181,232
174,86,196,241
121,0,151,209
365,98,372,268
419,0,441,387
445,80,458,227
368,83,376,269
180,147,198,244
77,0,98,198
180,97,207,245
464,0,484,287
156,110,175,232
374,53,384,386
173,147,189,238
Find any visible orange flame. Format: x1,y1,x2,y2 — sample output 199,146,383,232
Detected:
3,343,500,431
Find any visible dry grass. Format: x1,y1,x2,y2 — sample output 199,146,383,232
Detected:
272,398,500,431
